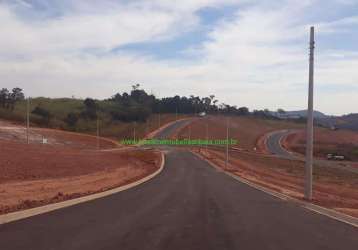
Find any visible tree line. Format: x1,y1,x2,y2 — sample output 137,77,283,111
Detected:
70,84,275,126
0,88,25,110
0,85,279,128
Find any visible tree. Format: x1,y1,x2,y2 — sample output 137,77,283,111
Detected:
11,87,25,100
130,88,154,105
84,98,96,110
32,106,52,125
82,98,97,120
8,88,24,110
277,108,286,114
132,83,140,91
0,88,9,108
202,97,212,111
64,112,79,127
238,107,249,115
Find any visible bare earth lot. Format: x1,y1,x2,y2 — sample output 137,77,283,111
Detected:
176,115,303,151
0,121,161,214
285,128,358,161
0,120,117,149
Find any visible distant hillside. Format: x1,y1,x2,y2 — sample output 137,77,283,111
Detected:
269,109,358,131
270,110,327,119
317,113,358,131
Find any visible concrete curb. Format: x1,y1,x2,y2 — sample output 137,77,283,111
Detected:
191,150,358,228
0,152,165,225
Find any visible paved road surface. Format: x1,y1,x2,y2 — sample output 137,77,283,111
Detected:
265,130,358,174
155,119,192,139
265,130,296,159
1,122,357,250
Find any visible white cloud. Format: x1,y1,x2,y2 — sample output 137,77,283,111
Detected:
0,0,357,115
0,3,199,57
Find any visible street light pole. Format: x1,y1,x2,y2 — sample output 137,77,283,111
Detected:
133,122,136,141
188,125,191,140
225,117,229,169
26,97,30,144
158,113,161,128
305,26,315,200
205,122,208,152
96,116,100,150
145,123,148,138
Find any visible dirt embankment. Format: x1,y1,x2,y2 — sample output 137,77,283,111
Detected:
284,128,358,161
0,121,162,214
194,148,358,218
175,116,303,151
0,142,161,214
0,121,118,149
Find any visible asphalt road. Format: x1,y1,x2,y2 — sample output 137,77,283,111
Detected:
265,129,358,174
1,122,357,250
265,130,296,159
154,118,192,139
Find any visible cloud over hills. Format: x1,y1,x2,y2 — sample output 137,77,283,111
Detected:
0,0,357,115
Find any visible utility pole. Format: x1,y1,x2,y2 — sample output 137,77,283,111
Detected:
206,123,209,151
133,122,136,141
26,97,30,144
188,125,191,140
225,117,229,169
158,113,161,128
305,26,315,200
145,123,148,138
175,107,178,120
96,116,100,150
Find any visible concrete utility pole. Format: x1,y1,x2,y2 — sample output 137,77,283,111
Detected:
158,113,161,128
145,123,148,138
26,97,30,144
205,122,209,152
305,26,315,200
96,117,100,150
225,117,229,169
133,122,136,141
188,125,191,140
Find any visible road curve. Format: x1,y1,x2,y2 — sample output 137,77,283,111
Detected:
265,129,358,174
265,130,297,159
154,118,192,139
0,123,357,250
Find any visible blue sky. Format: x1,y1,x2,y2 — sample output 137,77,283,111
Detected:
0,0,358,115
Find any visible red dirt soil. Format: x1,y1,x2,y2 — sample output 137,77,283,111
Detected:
176,116,303,151
0,120,118,150
0,121,161,214
285,128,358,161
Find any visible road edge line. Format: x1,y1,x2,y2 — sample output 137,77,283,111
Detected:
0,151,165,225
190,150,358,228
